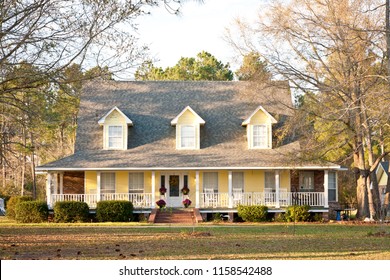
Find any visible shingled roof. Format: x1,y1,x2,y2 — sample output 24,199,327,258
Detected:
37,80,342,170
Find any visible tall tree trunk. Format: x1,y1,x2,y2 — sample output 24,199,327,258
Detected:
386,0,390,76
361,98,381,218
30,133,37,199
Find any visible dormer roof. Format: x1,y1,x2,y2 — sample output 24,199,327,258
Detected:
98,106,133,126
241,105,277,126
171,106,206,126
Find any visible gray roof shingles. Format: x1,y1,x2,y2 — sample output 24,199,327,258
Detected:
37,81,338,170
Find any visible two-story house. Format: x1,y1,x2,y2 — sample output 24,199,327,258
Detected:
36,81,344,221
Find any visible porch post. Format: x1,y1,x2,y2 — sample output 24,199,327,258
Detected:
151,171,156,209
97,171,101,202
195,171,200,208
46,173,52,208
53,173,58,195
228,171,233,208
275,170,280,208
324,170,329,208
59,172,64,195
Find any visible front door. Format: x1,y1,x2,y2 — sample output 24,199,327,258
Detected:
168,175,182,207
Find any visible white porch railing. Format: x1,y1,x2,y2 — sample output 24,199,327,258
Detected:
200,193,229,208
50,193,152,209
50,192,325,209
203,192,325,208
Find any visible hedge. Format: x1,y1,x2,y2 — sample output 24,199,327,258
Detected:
284,205,310,222
237,205,268,222
96,200,133,222
53,201,90,223
6,196,34,219
15,201,49,223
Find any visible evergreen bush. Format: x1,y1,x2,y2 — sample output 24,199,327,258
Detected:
6,196,34,219
284,205,310,222
53,201,90,223
15,201,48,223
237,205,268,222
96,200,133,222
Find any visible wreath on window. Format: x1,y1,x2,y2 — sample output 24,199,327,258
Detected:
181,186,190,195
159,186,167,195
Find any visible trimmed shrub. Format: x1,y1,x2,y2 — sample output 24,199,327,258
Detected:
96,200,133,222
6,196,34,219
15,201,49,223
53,201,90,223
284,205,310,222
237,205,268,222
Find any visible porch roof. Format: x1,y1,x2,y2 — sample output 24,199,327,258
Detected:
36,141,344,171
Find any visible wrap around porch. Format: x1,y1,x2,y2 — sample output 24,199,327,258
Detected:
45,169,337,210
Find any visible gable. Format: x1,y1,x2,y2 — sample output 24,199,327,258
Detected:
171,106,206,126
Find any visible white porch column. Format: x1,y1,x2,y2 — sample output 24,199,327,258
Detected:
324,170,329,208
228,171,233,208
151,171,156,209
53,173,58,195
195,171,200,208
275,170,280,208
59,172,64,195
97,171,101,202
46,173,52,208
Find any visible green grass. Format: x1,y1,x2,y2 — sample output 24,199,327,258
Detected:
0,217,389,260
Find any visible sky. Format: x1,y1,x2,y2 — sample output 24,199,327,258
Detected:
135,0,261,73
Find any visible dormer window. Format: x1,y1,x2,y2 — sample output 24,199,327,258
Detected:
181,125,196,148
108,126,123,149
242,106,277,149
171,106,205,150
253,124,268,148
98,106,133,150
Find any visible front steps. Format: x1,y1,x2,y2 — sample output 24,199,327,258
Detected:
149,208,202,224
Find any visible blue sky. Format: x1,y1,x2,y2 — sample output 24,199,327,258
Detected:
136,0,261,72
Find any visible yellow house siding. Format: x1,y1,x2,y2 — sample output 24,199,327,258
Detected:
178,110,198,123
144,171,153,194
280,170,291,190
218,171,228,193
244,170,264,192
116,171,128,193
249,110,270,124
85,171,97,194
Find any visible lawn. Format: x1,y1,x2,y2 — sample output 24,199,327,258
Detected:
0,217,389,260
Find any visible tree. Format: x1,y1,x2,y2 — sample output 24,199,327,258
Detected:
135,51,234,80
0,0,193,198
226,0,390,219
235,52,271,81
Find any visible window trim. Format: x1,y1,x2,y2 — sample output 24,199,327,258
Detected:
203,172,219,193
101,172,116,194
107,125,124,150
299,171,315,191
180,125,196,149
128,172,144,194
328,171,337,201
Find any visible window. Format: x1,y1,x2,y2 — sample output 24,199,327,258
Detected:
101,172,115,193
328,172,336,201
129,173,144,193
265,171,276,191
253,125,268,148
203,172,218,193
108,126,123,149
181,125,196,148
299,172,314,191
232,172,244,192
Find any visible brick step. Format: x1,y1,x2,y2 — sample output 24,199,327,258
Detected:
154,209,195,223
